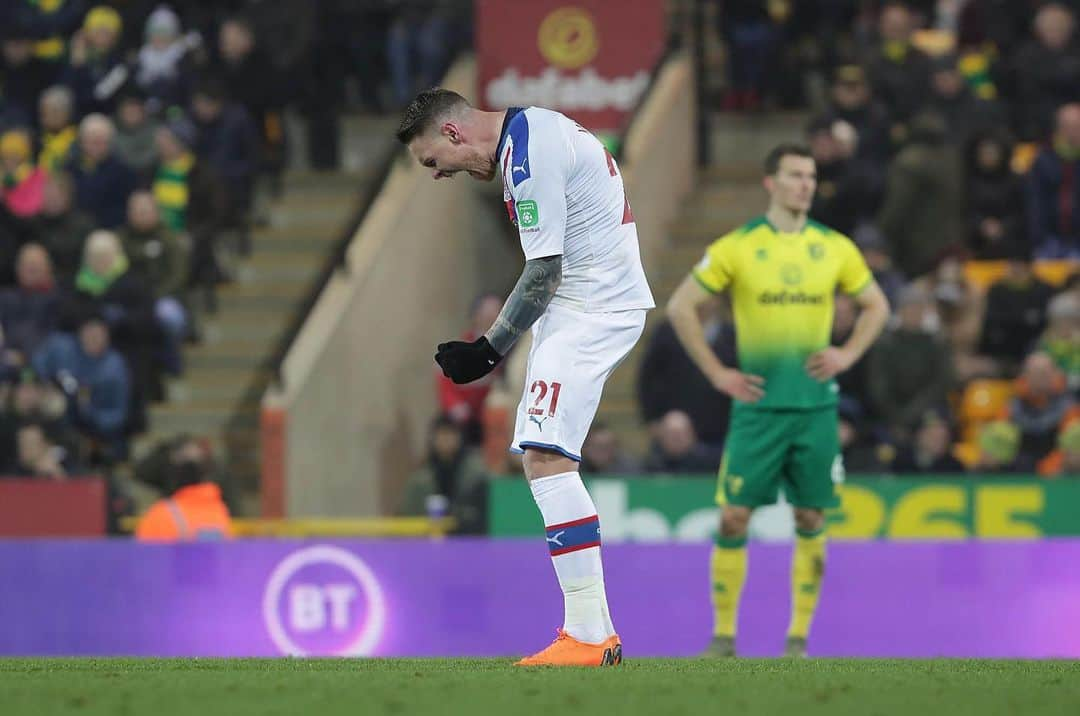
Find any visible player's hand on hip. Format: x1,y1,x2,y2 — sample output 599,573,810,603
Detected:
712,367,765,403
434,337,503,385
806,347,853,381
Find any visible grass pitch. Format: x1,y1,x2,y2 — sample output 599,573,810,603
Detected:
2,658,1078,716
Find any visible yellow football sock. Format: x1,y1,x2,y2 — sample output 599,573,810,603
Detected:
711,536,748,638
788,528,826,640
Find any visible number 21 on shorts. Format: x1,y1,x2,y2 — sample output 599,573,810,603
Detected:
527,380,562,417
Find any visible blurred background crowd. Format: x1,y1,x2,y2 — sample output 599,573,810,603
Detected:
0,0,470,526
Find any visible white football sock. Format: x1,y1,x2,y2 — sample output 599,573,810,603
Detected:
529,470,615,643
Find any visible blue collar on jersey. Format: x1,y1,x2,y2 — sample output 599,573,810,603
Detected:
496,107,526,159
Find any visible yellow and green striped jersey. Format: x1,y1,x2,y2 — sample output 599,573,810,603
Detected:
692,216,872,410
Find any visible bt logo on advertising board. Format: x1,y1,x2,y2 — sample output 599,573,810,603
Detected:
262,545,386,656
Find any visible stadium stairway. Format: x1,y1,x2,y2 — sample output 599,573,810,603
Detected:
127,116,398,514
595,113,808,458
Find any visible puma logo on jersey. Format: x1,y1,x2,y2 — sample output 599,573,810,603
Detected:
546,530,565,547
512,158,528,174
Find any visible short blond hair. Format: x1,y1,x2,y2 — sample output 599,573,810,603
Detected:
84,229,126,264
79,113,115,141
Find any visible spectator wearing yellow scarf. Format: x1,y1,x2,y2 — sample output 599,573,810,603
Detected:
37,85,78,172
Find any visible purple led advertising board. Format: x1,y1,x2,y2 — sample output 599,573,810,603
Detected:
0,539,1076,657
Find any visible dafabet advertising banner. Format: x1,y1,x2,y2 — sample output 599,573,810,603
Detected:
475,0,666,135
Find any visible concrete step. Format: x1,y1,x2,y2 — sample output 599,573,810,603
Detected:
254,222,345,242
212,325,287,348
172,367,272,399
200,319,288,344
206,300,304,319
275,181,362,200
710,113,809,165
247,251,325,271
152,398,257,413
231,265,311,288
217,293,304,313
207,324,290,350
187,351,266,372
218,280,309,300
187,339,277,361
281,170,374,192
151,402,260,424
217,282,307,304
250,236,342,255
178,364,271,385
268,194,359,217
163,376,258,403
237,260,325,283
147,405,257,434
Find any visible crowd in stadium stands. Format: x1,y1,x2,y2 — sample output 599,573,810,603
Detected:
411,1,1080,532
665,0,1080,479
0,3,253,477
0,1,470,494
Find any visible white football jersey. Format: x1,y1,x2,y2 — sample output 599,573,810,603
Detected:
498,107,655,313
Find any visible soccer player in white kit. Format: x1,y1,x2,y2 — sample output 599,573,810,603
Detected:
397,89,654,666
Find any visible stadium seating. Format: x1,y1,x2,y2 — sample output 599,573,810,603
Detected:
963,260,1079,293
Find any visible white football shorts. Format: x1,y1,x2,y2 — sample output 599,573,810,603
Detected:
510,302,647,461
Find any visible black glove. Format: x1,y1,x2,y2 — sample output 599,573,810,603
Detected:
434,336,503,385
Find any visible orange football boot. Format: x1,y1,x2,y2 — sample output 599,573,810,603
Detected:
514,629,623,667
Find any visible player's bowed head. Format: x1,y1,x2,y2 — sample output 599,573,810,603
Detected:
396,88,508,183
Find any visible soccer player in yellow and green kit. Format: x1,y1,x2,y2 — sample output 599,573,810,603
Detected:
666,143,890,657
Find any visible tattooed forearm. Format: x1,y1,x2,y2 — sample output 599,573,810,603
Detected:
484,255,562,354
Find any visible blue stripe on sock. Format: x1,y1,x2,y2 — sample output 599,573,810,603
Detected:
545,515,601,556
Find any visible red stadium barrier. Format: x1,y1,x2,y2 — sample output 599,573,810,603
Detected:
0,477,107,537
260,406,286,518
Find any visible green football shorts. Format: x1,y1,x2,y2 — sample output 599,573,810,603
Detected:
715,406,844,509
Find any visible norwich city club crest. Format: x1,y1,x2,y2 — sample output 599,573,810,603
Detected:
780,263,803,285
